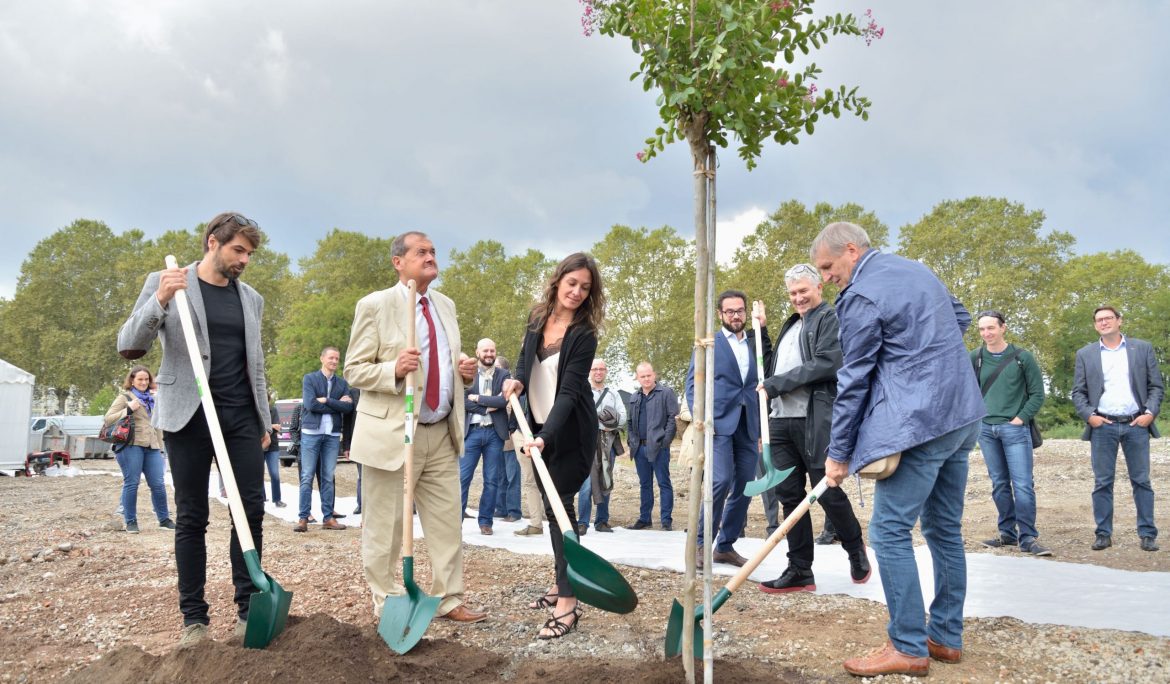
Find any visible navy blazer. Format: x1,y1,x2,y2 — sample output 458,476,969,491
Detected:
464,366,511,441
301,370,354,433
1071,336,1164,440
686,326,772,439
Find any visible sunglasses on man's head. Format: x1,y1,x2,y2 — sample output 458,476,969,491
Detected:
222,213,259,228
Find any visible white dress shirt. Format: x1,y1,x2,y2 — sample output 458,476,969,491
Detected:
1098,336,1140,415
722,327,751,384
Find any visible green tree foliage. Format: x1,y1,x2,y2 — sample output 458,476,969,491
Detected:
730,199,888,309
899,198,1076,359
1044,250,1170,398
438,241,554,365
268,229,394,397
590,225,694,389
0,220,135,411
595,0,877,166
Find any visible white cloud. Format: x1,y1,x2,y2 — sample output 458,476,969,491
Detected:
716,206,768,267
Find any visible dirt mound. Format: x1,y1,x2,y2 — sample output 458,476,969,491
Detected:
61,613,805,683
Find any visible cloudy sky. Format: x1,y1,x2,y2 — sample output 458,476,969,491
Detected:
2,1,1167,300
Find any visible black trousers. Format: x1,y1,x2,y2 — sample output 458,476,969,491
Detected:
165,404,265,625
533,422,590,599
769,416,863,571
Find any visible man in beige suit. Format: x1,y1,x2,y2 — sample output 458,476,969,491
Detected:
344,231,487,623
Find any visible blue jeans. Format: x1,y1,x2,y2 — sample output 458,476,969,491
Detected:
117,445,170,524
493,448,522,518
978,422,1037,543
698,415,757,551
1090,422,1157,539
634,444,673,526
578,446,617,527
264,448,282,504
298,432,340,521
869,420,979,657
460,426,503,527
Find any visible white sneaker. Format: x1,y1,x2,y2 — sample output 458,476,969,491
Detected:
178,623,209,647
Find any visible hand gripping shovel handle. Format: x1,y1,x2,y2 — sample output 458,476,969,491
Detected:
507,395,574,534
164,256,266,589
401,280,418,559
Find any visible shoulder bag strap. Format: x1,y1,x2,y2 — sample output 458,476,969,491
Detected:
979,346,1024,397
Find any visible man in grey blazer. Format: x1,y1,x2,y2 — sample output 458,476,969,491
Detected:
1072,305,1163,552
118,212,272,646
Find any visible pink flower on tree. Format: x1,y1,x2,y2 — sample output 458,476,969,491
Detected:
861,9,885,46
580,0,606,37
777,76,789,88
636,150,646,162
804,83,818,102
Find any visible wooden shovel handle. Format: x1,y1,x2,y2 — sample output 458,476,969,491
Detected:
753,310,770,444
725,479,831,593
401,279,418,557
507,395,574,533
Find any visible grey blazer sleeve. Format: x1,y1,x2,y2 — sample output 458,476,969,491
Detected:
1071,348,1094,421
118,270,168,359
1140,342,1164,416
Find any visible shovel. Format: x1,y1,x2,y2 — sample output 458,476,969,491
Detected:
743,304,792,497
378,279,441,654
164,255,292,649
508,395,638,614
666,478,830,658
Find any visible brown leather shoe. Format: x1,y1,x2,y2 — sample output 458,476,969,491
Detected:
712,549,748,567
479,525,493,536
293,519,308,533
927,637,962,663
439,605,488,623
843,641,929,677
321,517,347,530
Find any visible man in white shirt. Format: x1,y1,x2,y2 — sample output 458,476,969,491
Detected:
577,359,628,534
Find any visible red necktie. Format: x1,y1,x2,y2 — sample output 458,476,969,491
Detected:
419,296,440,411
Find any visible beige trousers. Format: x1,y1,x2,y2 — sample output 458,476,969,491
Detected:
361,421,464,616
515,431,545,527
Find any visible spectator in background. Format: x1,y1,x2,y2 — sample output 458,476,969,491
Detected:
493,356,523,523
576,358,627,535
294,346,354,532
629,361,679,532
342,388,361,515
1071,306,1163,553
971,310,1048,555
264,391,286,508
460,338,511,535
105,365,174,533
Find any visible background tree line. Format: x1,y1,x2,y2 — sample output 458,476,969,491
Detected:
1,196,1166,430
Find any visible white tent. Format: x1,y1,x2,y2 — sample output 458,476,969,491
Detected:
0,359,35,471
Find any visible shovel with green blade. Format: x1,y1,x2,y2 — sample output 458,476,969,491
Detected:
378,279,441,654
508,395,638,614
743,302,792,497
164,255,292,649
666,478,830,658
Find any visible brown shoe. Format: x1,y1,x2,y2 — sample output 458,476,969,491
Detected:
293,519,308,533
321,518,347,530
439,605,488,623
927,637,962,663
712,549,748,567
479,525,493,536
514,525,543,536
843,641,929,677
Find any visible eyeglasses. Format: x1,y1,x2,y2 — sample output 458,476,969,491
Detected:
1094,315,1117,323
222,213,259,228
784,264,821,281
977,310,1005,324
720,308,747,317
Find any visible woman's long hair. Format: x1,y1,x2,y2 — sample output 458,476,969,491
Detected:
121,365,153,390
528,252,605,335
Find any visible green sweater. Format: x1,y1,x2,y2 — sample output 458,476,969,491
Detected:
970,345,1045,425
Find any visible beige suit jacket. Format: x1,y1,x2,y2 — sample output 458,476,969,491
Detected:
344,281,465,471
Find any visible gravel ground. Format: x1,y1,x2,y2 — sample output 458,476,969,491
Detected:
0,437,1167,682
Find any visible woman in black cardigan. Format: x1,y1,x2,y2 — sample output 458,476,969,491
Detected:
503,252,605,640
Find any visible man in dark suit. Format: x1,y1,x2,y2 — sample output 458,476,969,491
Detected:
460,338,511,535
1072,306,1163,552
295,346,354,532
686,289,771,567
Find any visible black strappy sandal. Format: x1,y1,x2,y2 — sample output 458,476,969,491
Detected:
529,592,559,610
537,605,581,640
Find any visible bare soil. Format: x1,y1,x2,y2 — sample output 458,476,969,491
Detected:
1,438,1167,683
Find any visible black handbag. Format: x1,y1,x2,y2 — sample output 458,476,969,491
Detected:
99,394,135,451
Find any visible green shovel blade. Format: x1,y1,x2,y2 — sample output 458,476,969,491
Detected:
743,446,793,497
664,587,732,658
378,556,441,654
241,549,293,649
563,531,638,614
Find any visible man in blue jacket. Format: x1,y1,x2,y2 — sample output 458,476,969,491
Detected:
686,290,771,567
460,338,511,535
813,222,984,678
294,346,354,532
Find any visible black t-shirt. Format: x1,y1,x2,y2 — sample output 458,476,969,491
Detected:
198,277,253,408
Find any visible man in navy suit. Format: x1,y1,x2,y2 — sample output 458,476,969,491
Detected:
1072,306,1163,552
686,290,771,567
294,346,354,532
460,338,511,535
